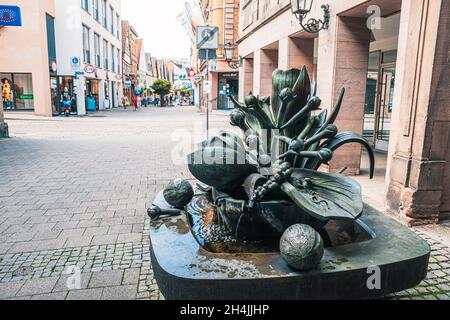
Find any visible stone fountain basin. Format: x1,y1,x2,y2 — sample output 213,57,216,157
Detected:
149,192,430,300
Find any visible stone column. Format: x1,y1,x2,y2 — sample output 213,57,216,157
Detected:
252,50,262,96
239,58,254,101
317,16,371,175
0,94,8,138
259,49,278,97
278,37,314,75
385,0,449,225
76,77,87,116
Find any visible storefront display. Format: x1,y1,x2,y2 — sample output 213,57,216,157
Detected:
1,73,34,111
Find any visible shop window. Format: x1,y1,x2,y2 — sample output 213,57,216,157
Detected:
1,73,35,111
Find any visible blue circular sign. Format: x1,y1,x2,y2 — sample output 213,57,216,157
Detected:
72,57,80,65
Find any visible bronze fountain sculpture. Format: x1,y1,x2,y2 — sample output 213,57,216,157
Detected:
148,67,430,300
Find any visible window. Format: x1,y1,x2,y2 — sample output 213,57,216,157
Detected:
110,6,114,34
94,33,101,67
1,73,35,111
116,48,121,73
111,44,116,72
81,0,89,12
382,50,398,64
46,14,56,61
93,0,99,21
102,0,107,28
82,25,91,64
116,13,120,39
103,39,109,70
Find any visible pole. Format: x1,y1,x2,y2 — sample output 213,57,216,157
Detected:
206,49,210,140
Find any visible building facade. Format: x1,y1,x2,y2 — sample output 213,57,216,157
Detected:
237,0,450,225
55,0,123,115
121,20,139,98
195,0,241,111
0,0,56,116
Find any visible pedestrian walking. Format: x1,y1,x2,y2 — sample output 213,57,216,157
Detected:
137,96,142,111
122,96,129,110
132,95,138,111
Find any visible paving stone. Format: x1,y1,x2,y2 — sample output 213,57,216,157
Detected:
16,277,58,297
53,273,92,292
123,268,140,285
0,281,25,299
65,236,93,248
108,225,133,235
31,291,68,300
117,233,142,244
89,270,124,288
91,235,118,246
66,288,103,300
101,285,137,300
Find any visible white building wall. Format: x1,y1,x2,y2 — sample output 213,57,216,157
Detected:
55,0,123,115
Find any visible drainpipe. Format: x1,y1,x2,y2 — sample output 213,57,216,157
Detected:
0,95,9,138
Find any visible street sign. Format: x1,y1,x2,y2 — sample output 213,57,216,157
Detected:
196,26,219,50
75,71,85,79
188,68,196,78
198,49,217,60
71,56,81,71
204,81,212,94
0,6,22,27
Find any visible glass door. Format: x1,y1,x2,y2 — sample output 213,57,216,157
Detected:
363,50,397,151
218,75,238,110
374,66,395,151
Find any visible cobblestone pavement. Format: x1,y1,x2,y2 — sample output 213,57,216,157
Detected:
0,107,449,300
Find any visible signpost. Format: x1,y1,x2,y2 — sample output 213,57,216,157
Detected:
0,6,22,27
71,56,81,72
196,26,219,140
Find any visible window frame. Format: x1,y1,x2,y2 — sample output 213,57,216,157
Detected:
82,24,91,64
103,39,109,71
94,32,101,68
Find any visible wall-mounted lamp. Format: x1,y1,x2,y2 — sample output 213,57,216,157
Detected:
291,0,330,33
223,42,243,69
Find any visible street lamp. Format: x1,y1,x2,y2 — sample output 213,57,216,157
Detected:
223,42,243,69
291,0,330,33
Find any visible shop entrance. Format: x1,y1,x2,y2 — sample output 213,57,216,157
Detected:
218,73,239,110
85,79,99,112
50,76,78,115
